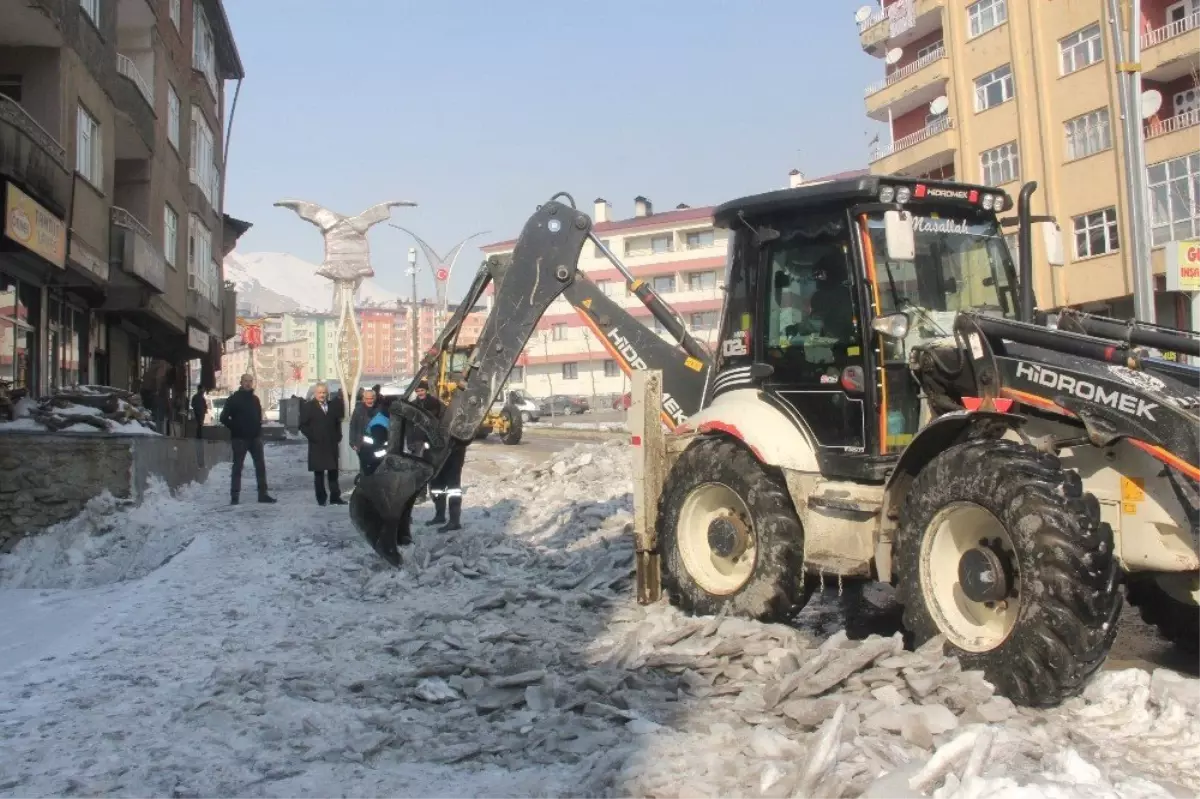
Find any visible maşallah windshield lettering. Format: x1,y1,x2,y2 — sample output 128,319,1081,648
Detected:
912,217,972,235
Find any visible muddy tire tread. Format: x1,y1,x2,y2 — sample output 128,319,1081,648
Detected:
657,436,810,622
894,438,1122,708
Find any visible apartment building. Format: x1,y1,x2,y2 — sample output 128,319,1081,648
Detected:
0,0,244,401
858,0,1199,328
480,195,728,399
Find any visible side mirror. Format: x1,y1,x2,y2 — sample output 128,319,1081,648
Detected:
884,210,915,261
1039,221,1064,266
871,312,910,339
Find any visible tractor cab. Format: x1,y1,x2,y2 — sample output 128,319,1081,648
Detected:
713,176,1024,481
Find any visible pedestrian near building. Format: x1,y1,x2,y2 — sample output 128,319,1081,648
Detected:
191,386,207,439
219,373,276,505
299,382,345,506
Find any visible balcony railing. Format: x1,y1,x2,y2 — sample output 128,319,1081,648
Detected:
1145,108,1200,139
116,54,154,107
111,206,167,292
1143,11,1199,48
0,94,66,166
865,44,946,96
870,115,955,162
858,8,886,31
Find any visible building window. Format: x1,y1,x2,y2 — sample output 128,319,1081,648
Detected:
551,322,567,341
1072,207,1119,258
689,311,719,331
651,234,672,254
973,64,1014,112
1064,108,1111,161
592,239,610,258
188,214,213,295
169,0,180,28
1060,23,1103,76
687,270,717,291
193,3,218,95
603,359,620,378
189,107,216,205
1147,152,1200,246
76,104,102,188
167,84,180,150
980,142,1020,186
652,275,676,293
967,0,1007,38
0,75,21,102
509,365,524,383
0,275,39,393
562,362,578,380
164,204,178,267
595,279,613,296
685,229,715,249
79,0,98,25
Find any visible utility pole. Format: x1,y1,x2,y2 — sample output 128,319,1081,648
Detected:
1107,0,1156,322
407,247,419,375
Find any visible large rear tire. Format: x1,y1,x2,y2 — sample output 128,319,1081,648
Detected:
1126,576,1199,653
657,437,810,621
894,438,1122,708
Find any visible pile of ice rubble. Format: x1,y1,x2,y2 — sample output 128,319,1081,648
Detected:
361,440,1199,799
0,439,1195,798
0,385,158,434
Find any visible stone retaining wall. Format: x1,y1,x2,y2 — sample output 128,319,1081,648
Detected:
0,432,232,552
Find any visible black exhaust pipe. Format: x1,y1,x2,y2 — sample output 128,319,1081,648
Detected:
1017,182,1037,324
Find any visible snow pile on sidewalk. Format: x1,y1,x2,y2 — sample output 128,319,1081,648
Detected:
0,385,158,434
0,474,219,590
0,440,1195,798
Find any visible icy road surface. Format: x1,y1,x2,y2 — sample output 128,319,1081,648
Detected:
0,441,1197,798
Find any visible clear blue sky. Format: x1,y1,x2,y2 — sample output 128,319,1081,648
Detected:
222,0,886,303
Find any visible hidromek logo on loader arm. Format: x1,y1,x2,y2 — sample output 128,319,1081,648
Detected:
1014,362,1160,421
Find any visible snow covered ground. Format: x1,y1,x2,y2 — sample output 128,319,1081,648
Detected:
0,441,1196,798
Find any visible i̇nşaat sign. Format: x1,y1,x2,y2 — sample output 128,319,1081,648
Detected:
1165,239,1200,294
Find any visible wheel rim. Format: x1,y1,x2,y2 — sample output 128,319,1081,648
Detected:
676,482,756,596
919,501,1020,653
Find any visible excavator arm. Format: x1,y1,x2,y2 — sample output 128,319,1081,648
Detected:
350,193,715,566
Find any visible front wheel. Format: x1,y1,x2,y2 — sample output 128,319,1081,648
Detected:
894,439,1122,708
657,437,810,621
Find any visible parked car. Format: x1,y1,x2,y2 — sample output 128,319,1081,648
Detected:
539,394,588,415
505,389,541,422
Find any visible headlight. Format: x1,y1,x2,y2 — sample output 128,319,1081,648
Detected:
879,186,896,203
895,186,912,204
981,194,995,210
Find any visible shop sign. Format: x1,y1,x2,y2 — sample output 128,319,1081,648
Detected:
68,236,110,282
187,326,209,353
4,183,66,268
1165,239,1200,293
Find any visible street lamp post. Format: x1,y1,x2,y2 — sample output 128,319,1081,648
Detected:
389,226,490,330
407,247,419,377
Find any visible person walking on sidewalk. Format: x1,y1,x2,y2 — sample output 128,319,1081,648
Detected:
219,373,276,505
191,386,207,439
301,382,345,506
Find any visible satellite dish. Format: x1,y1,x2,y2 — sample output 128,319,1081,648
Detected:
854,5,873,23
929,95,950,115
1141,89,1163,119
885,47,904,65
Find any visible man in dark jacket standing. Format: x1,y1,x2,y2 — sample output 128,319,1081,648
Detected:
191,386,207,439
300,382,344,506
219,373,276,505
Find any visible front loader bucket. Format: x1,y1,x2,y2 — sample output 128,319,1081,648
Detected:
348,400,449,567
351,454,435,566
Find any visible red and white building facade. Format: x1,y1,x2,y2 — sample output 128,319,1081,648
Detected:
480,196,728,399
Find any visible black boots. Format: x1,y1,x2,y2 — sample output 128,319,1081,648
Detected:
425,495,446,526
438,496,462,532
258,493,277,503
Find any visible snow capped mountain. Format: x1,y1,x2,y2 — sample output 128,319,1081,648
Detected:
223,251,403,315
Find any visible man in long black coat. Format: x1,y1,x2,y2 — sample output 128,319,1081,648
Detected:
299,382,344,506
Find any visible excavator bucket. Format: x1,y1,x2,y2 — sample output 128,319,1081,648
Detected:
349,401,447,566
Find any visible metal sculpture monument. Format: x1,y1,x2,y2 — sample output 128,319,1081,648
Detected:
274,199,416,469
